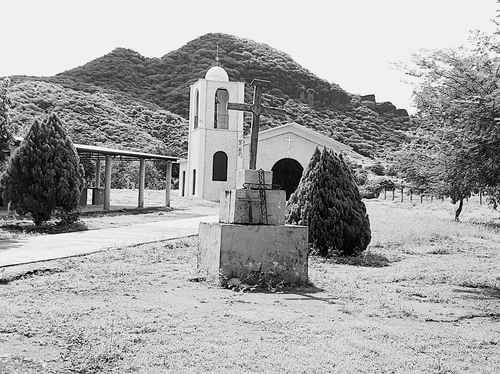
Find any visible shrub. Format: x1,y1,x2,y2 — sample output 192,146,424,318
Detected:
1,114,84,225
366,162,385,176
287,147,371,256
359,177,395,199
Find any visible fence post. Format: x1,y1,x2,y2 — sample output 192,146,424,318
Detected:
400,186,404,202
384,188,387,200
479,189,483,205
420,191,423,204
410,189,413,202
392,188,395,201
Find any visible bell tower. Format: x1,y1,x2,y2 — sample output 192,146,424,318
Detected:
182,65,245,201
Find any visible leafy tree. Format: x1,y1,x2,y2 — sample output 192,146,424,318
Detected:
1,114,84,225
398,31,499,220
287,147,371,256
0,78,13,171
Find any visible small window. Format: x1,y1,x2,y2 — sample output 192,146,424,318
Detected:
212,151,228,181
194,89,199,129
214,89,229,129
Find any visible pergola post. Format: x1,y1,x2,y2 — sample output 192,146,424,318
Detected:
95,158,101,188
104,155,112,211
165,162,172,207
138,159,146,208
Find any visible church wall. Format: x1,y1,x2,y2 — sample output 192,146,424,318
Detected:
202,128,240,201
243,132,323,172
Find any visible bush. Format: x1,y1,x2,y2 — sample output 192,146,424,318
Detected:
286,147,371,256
359,177,395,199
353,168,368,186
366,162,385,176
1,114,84,225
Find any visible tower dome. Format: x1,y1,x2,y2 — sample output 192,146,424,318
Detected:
205,66,229,81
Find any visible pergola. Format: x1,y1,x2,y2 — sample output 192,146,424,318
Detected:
75,143,177,210
12,137,178,211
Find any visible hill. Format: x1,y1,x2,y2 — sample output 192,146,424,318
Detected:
54,33,413,158
8,78,187,156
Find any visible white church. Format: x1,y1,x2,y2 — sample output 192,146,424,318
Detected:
179,64,364,201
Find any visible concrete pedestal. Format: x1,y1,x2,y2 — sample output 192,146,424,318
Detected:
198,222,308,285
219,189,286,225
237,169,272,188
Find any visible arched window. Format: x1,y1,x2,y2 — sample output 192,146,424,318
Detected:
212,151,228,181
194,89,199,128
214,89,229,129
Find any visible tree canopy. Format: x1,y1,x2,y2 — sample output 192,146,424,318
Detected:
287,147,371,256
395,31,499,219
1,114,84,225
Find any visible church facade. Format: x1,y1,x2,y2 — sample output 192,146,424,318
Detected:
179,65,362,201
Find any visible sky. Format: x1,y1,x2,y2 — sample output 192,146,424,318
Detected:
1,0,497,111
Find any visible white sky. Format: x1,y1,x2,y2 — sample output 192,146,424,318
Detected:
1,0,497,111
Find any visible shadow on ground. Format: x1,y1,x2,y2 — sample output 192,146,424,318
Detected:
328,252,392,267
454,285,500,300
0,267,64,285
0,221,88,235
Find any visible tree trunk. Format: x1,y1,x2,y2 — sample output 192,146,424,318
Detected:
455,198,464,222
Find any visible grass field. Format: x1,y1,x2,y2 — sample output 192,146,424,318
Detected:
0,199,499,373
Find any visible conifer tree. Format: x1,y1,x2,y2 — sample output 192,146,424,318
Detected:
286,147,371,256
1,114,84,225
287,146,321,224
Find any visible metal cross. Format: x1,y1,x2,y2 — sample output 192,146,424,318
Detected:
227,79,284,170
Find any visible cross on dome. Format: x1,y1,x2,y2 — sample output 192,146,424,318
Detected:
204,43,229,81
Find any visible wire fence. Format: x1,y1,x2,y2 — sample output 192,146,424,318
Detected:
378,186,488,205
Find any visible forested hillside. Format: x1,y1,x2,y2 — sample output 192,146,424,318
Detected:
8,78,187,156
54,33,413,158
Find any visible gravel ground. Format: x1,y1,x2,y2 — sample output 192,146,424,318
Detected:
0,200,499,373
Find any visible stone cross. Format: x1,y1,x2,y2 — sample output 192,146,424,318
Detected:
227,79,283,170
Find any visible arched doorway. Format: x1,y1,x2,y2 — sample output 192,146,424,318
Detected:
271,158,304,199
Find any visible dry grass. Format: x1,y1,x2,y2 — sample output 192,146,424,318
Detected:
0,200,499,373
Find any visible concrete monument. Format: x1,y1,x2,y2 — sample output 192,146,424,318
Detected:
197,75,309,286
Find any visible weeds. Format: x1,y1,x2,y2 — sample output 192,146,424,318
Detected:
61,325,126,374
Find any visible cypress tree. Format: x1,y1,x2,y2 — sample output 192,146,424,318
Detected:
1,114,84,225
287,146,321,224
286,147,371,256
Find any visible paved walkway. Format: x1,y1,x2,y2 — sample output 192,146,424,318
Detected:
0,215,218,268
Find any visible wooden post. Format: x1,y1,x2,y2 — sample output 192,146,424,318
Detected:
392,188,395,201
384,188,387,200
104,155,112,211
420,191,423,204
400,186,404,202
248,85,263,170
479,189,483,205
165,162,172,207
431,195,433,202
95,158,101,188
138,159,145,208
410,189,413,202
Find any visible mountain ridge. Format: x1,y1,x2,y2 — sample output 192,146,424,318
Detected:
8,33,413,159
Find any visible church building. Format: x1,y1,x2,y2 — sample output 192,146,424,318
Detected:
178,65,364,201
